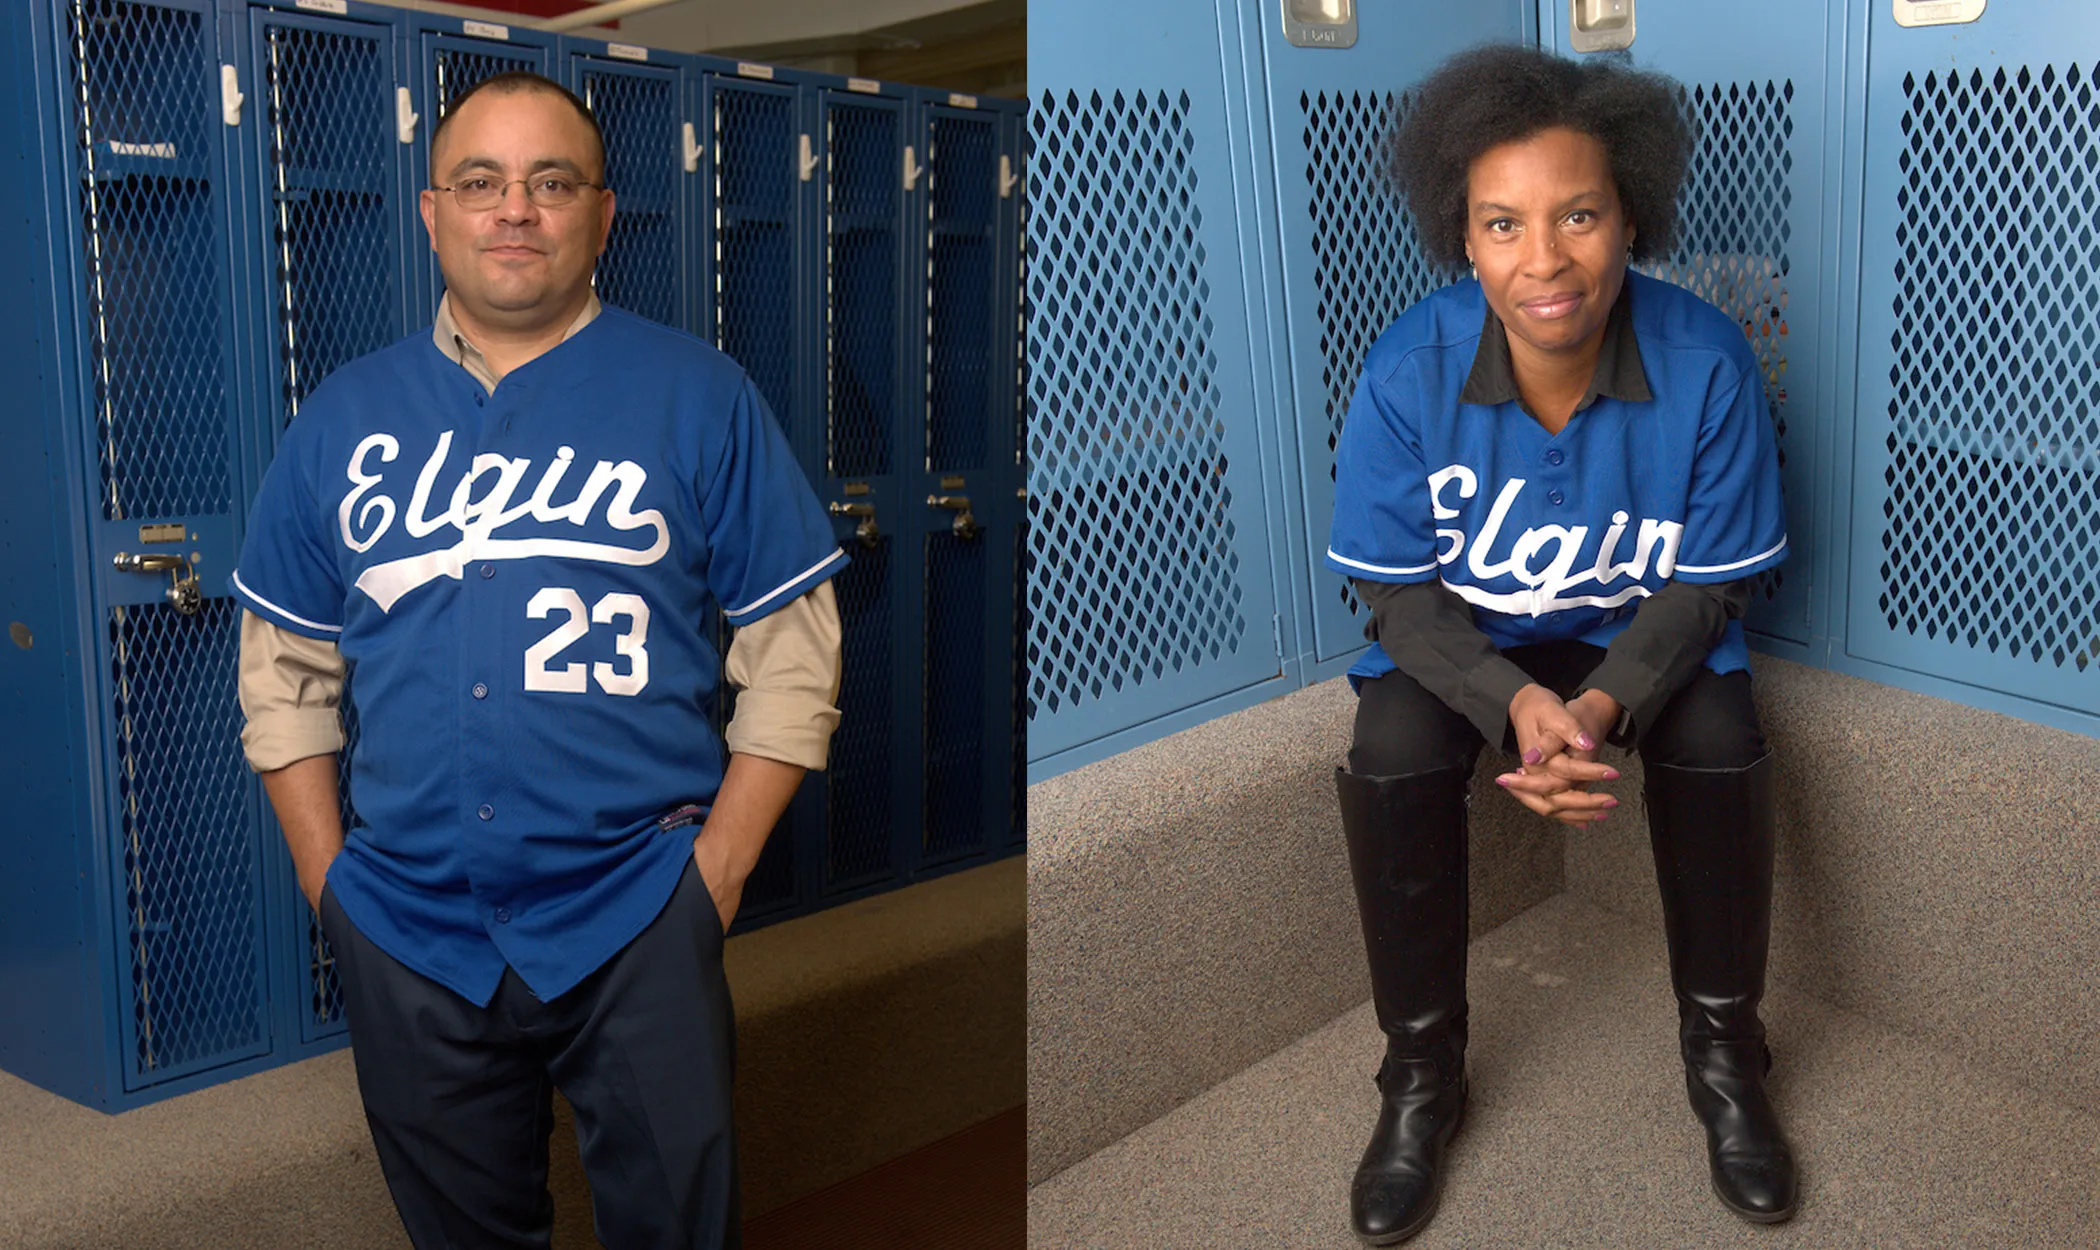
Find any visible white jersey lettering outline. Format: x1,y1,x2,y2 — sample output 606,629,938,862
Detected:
1428,463,1683,618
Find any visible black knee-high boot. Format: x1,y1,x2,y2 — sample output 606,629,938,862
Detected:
1335,765,1471,1246
1644,754,1799,1222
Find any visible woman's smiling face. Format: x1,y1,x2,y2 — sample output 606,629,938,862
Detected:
1464,126,1635,367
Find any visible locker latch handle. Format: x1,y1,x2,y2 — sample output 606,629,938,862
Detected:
827,501,881,548
927,494,980,540
114,552,204,616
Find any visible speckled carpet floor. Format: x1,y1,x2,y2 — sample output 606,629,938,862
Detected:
1029,893,2100,1249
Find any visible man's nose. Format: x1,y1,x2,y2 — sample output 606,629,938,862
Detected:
494,181,539,223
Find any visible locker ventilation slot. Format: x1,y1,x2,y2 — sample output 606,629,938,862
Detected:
1026,89,1245,718
71,0,230,521
927,115,998,472
584,67,680,327
715,88,797,430
262,22,396,421
110,602,262,1079
1880,63,2100,670
825,101,898,478
1643,80,1796,602
1300,90,1459,620
431,48,535,117
924,533,986,859
828,542,895,886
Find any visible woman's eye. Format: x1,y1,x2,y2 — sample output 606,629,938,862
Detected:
1565,210,1595,227
1486,219,1516,234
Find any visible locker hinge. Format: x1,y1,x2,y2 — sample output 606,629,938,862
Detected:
682,122,703,173
1271,614,1283,662
220,64,244,127
798,133,818,182
396,87,419,145
998,154,1018,199
903,144,922,191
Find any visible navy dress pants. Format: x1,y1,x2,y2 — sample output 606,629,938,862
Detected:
319,860,739,1250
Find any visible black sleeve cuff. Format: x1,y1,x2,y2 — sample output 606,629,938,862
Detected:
1356,578,1531,746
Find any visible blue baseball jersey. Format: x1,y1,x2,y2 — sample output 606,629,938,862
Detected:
1328,271,1786,684
231,306,847,1004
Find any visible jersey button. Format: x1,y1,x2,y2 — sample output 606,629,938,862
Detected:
1545,448,1566,466
1547,489,1566,506
472,682,489,700
494,907,511,924
477,803,494,821
480,563,495,579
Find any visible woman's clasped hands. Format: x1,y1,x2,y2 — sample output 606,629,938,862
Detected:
1497,684,1623,826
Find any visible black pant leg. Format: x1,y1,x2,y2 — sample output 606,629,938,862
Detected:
541,861,739,1250
1347,669,1487,778
321,886,556,1250
1635,668,1767,770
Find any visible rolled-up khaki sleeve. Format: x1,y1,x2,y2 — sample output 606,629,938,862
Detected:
238,610,347,773
723,581,844,770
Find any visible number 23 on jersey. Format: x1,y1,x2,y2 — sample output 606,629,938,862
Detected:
524,587,650,696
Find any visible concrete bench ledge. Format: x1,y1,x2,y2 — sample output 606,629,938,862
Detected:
1027,654,2100,1185
0,856,1023,1249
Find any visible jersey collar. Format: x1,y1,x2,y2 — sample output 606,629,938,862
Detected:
431,291,603,393
1458,279,1652,415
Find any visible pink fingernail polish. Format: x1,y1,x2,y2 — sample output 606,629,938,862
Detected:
1522,748,1542,765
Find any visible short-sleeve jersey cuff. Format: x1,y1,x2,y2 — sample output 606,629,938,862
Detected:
1325,547,1441,584
1670,536,1788,585
229,569,344,641
723,549,849,628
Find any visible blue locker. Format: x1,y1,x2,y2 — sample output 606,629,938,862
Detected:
563,40,690,332
1543,0,1840,659
1838,2,2100,726
1026,0,1291,768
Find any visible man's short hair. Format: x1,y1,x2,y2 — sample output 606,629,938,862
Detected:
428,70,608,184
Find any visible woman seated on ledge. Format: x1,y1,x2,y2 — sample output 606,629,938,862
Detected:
1325,45,1794,1244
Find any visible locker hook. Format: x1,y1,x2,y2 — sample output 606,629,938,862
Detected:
827,501,881,548
798,134,819,183
683,122,703,174
903,145,923,191
114,552,204,616
927,494,980,540
220,64,244,127
397,88,420,145
998,155,1018,199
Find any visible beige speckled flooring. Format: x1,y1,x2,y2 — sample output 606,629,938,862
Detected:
1029,893,2100,1248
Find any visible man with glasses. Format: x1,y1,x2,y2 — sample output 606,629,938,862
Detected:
230,71,845,1248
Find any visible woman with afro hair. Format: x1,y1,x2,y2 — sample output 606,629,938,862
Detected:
1325,44,1795,1243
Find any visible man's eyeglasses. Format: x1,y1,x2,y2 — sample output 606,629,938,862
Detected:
432,175,605,211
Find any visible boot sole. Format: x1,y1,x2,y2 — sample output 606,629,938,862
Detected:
1353,1088,1467,1246
1709,1174,1797,1224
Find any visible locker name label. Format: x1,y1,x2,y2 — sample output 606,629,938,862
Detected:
843,483,872,496
738,62,774,80
948,93,979,109
608,43,648,62
139,523,186,545
295,0,349,13
848,77,882,94
463,20,510,40
1892,0,1985,25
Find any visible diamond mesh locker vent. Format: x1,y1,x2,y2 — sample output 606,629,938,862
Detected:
431,47,536,118
262,23,395,419
826,102,898,478
924,533,986,859
927,115,997,472
827,540,893,886
110,602,263,1079
1026,89,1246,718
1300,91,1461,618
1879,63,2100,670
714,87,797,430
71,0,230,521
1643,81,1796,601
585,68,679,327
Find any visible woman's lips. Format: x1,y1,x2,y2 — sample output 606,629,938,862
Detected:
1520,292,1584,320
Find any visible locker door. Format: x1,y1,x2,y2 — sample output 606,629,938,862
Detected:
997,104,1025,850
408,20,555,311
919,100,1011,868
699,71,814,920
1544,0,1836,652
244,1,409,1047
61,0,270,1089
1843,3,2100,716
570,51,686,330
1258,2,1535,667
813,87,911,893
